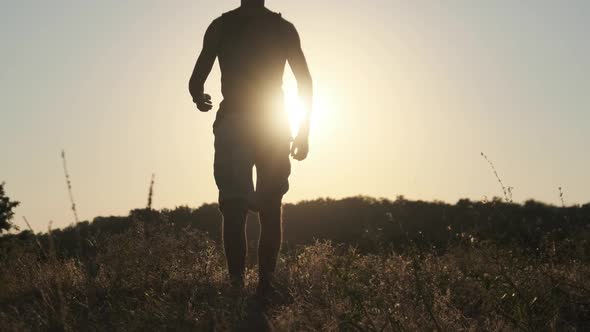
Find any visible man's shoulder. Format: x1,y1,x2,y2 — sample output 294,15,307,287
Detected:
209,8,240,27
268,12,296,34
220,8,241,19
270,10,294,28
210,8,237,27
213,8,296,32
280,17,298,37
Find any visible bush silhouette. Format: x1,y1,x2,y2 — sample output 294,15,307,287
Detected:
0,182,19,233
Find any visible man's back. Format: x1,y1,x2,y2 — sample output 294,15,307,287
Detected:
216,8,289,110
189,6,311,115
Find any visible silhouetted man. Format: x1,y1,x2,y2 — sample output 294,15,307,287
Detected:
189,0,313,297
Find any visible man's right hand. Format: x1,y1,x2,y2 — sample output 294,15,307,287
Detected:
290,134,309,161
291,119,310,161
195,93,213,112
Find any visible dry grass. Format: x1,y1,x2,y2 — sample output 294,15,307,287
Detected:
1,217,588,331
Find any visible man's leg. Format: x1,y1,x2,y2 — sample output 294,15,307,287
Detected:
213,112,255,288
257,197,283,290
255,133,291,293
250,111,291,296
221,200,249,288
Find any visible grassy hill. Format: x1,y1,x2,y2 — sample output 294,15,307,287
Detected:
1,197,589,330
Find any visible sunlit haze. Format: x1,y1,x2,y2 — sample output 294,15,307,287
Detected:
1,1,589,231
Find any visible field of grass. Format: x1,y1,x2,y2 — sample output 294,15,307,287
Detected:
1,197,589,331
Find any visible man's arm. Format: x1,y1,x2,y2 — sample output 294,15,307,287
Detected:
286,23,313,132
189,19,221,112
286,22,313,160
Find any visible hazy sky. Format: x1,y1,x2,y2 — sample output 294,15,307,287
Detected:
1,1,589,231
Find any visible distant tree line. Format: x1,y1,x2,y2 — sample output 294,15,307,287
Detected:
1,196,589,262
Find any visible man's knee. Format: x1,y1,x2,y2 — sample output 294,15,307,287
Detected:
221,199,248,235
259,196,282,211
220,198,249,215
258,196,283,227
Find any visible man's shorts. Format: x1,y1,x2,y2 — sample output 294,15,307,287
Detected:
213,110,292,211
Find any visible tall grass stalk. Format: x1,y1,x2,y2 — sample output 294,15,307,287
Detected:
558,187,566,208
61,150,80,224
481,152,513,203
147,173,156,210
22,216,44,254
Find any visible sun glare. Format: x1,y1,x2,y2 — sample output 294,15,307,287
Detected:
284,88,305,137
283,74,328,139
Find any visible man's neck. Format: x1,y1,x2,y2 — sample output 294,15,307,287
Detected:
241,0,265,8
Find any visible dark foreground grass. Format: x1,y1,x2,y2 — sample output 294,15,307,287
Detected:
1,219,588,331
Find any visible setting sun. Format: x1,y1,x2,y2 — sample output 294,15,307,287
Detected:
283,74,329,139
282,74,305,137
